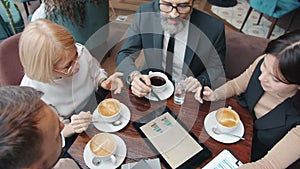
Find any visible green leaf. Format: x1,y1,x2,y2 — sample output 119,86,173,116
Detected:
14,3,19,10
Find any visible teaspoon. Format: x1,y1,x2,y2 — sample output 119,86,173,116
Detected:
111,120,122,126
91,119,122,126
212,127,245,140
92,157,101,166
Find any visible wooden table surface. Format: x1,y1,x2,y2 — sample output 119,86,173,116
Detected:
68,89,253,169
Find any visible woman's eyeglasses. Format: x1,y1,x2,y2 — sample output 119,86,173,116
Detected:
159,2,192,14
54,52,79,75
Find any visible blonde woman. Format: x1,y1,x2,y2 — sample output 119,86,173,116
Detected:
19,19,123,149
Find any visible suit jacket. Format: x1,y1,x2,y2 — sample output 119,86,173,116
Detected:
244,59,300,149
116,0,226,86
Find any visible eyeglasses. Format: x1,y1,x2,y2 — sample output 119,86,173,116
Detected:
49,104,59,114
54,52,79,75
159,2,193,14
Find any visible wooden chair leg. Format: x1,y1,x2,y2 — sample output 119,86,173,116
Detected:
109,0,117,17
256,12,263,25
267,18,277,39
22,2,30,17
240,7,253,32
285,9,298,33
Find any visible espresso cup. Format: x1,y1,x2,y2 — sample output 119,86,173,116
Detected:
89,133,117,163
215,106,240,133
148,71,168,93
98,98,121,123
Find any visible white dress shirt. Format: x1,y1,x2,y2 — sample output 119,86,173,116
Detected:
162,21,189,79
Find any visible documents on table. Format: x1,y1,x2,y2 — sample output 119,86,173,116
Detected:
202,149,243,169
140,112,203,169
121,158,161,169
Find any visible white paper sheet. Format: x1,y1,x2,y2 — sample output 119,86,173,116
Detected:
202,149,243,169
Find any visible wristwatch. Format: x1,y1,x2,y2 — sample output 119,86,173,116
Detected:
127,71,141,84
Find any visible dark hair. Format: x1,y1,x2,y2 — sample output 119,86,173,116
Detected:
0,86,44,169
264,30,300,110
44,0,105,25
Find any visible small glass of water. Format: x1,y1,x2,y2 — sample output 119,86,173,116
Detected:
174,74,187,105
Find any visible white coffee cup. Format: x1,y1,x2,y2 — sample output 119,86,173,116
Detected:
98,98,121,123
148,71,168,93
215,106,240,133
89,133,117,163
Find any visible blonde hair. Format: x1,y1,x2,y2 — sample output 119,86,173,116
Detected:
19,19,76,83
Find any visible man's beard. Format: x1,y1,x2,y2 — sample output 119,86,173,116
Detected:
161,14,187,35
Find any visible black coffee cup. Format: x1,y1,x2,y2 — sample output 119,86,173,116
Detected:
149,71,168,92
150,76,166,86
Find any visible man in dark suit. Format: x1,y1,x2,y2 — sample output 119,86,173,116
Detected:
117,0,226,97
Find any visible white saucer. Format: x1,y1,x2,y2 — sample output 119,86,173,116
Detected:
92,103,131,132
83,134,127,169
145,79,174,101
204,110,244,144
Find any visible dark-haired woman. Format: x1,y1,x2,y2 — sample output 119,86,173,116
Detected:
195,30,300,168
31,0,102,23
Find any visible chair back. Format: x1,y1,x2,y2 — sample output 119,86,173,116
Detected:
0,15,13,40
250,0,300,18
0,33,24,86
225,29,269,79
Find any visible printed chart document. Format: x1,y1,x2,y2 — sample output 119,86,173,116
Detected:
140,112,203,169
202,149,243,169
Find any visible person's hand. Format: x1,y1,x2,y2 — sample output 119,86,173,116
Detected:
70,111,92,133
101,72,124,94
185,76,201,93
53,158,80,169
194,86,216,103
131,74,151,97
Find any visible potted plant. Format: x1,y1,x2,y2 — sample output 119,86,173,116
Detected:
0,0,19,34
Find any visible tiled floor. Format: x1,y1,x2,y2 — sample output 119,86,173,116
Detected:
210,0,285,39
